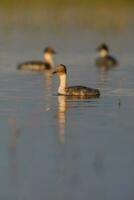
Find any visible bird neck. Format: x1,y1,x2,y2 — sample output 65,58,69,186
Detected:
44,53,54,66
99,50,108,58
58,74,67,95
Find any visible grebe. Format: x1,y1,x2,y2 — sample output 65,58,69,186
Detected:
17,47,56,71
53,64,100,97
96,43,118,68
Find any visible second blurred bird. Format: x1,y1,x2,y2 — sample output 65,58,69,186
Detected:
95,43,118,68
17,47,56,71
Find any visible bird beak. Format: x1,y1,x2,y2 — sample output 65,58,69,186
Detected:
52,71,57,74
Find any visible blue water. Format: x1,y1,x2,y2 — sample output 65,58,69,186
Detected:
0,24,134,200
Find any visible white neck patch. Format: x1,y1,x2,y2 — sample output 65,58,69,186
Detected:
58,74,67,95
99,49,108,57
44,53,54,66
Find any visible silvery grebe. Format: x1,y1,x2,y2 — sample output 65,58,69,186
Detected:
53,64,100,97
17,47,56,71
96,43,118,68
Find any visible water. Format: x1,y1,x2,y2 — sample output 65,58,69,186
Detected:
0,13,134,200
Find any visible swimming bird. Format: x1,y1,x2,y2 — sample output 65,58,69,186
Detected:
96,43,118,68
17,47,56,71
53,64,100,97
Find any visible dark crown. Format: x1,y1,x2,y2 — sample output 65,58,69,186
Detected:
44,47,56,54
97,43,109,52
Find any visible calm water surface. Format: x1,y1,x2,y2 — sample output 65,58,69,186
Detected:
0,24,134,200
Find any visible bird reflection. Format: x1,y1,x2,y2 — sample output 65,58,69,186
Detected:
8,117,20,199
57,95,99,144
43,70,52,90
9,117,20,153
43,70,52,111
57,95,66,144
97,67,109,88
97,66,123,109
96,60,118,89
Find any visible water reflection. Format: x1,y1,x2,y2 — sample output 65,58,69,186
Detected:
97,67,109,88
96,63,118,90
57,95,66,144
8,117,20,199
57,95,100,144
43,70,52,111
9,117,20,153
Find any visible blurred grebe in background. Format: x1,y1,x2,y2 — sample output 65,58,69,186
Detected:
17,47,56,71
96,43,118,68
